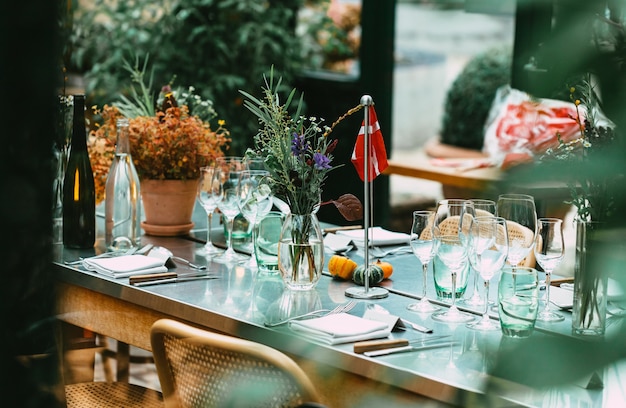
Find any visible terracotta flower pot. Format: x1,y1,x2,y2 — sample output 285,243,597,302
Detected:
140,179,198,236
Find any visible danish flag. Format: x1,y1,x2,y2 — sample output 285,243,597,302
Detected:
351,105,389,182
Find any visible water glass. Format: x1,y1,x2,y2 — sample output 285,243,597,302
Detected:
433,256,470,300
254,211,284,274
498,266,539,338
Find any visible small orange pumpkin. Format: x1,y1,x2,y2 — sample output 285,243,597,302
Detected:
328,255,358,280
376,259,394,279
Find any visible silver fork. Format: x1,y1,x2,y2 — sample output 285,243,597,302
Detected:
64,249,129,266
264,300,358,327
64,243,153,266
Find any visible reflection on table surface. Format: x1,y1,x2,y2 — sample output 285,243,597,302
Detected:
53,219,625,408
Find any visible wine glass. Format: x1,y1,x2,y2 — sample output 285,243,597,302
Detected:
245,157,267,171
431,199,475,323
466,216,508,331
407,210,439,313
472,199,496,217
496,194,537,272
534,218,565,322
459,199,496,308
214,157,249,264
239,169,273,268
196,164,225,258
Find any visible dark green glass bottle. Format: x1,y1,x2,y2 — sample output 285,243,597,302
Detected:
62,95,95,248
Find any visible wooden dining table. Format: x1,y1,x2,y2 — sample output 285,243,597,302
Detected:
52,211,625,407
383,154,571,218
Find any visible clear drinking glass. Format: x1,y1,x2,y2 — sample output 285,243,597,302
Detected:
534,218,565,322
245,157,267,171
496,193,537,272
459,199,496,308
466,216,508,331
407,210,439,313
498,266,540,338
431,199,475,323
196,164,225,258
214,157,249,264
238,169,273,268
494,194,537,315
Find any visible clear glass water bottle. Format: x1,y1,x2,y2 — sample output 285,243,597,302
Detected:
105,118,142,251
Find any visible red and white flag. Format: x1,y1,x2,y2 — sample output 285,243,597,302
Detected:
351,105,389,182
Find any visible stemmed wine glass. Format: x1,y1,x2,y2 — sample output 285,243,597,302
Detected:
496,194,537,271
431,199,475,323
196,163,225,258
214,157,249,264
407,210,439,313
246,157,267,171
238,169,273,268
466,216,508,331
459,199,496,309
534,218,565,322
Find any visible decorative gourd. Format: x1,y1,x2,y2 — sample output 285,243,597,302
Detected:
328,255,358,280
376,260,394,279
352,264,384,286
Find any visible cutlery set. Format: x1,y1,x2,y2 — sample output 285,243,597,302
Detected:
130,272,219,287
363,339,458,357
353,335,453,355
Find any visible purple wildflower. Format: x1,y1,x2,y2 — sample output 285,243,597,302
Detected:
313,152,331,170
291,133,308,156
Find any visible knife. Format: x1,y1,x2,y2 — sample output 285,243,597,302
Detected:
364,341,458,357
400,318,433,334
322,225,362,234
354,335,451,354
131,274,219,286
129,270,211,285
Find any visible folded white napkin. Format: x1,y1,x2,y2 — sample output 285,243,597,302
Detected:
83,255,168,278
337,227,410,247
289,313,391,345
323,233,354,253
550,286,574,309
554,278,625,309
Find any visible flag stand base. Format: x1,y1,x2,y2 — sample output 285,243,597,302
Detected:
345,286,389,299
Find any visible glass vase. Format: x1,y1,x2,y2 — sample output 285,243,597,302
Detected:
278,213,324,290
572,220,608,337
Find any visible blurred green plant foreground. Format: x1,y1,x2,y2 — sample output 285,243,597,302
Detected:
480,1,626,404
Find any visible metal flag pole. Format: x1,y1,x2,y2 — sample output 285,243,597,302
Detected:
345,95,388,299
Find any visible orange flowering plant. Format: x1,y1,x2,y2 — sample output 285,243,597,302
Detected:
88,59,230,203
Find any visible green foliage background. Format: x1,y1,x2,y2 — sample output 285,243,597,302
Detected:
68,0,316,155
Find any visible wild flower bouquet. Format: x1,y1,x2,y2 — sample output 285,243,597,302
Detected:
89,58,230,203
240,69,362,218
240,69,363,288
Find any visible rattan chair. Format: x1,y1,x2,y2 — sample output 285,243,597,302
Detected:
65,381,163,408
61,324,163,408
420,215,535,267
150,318,322,408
